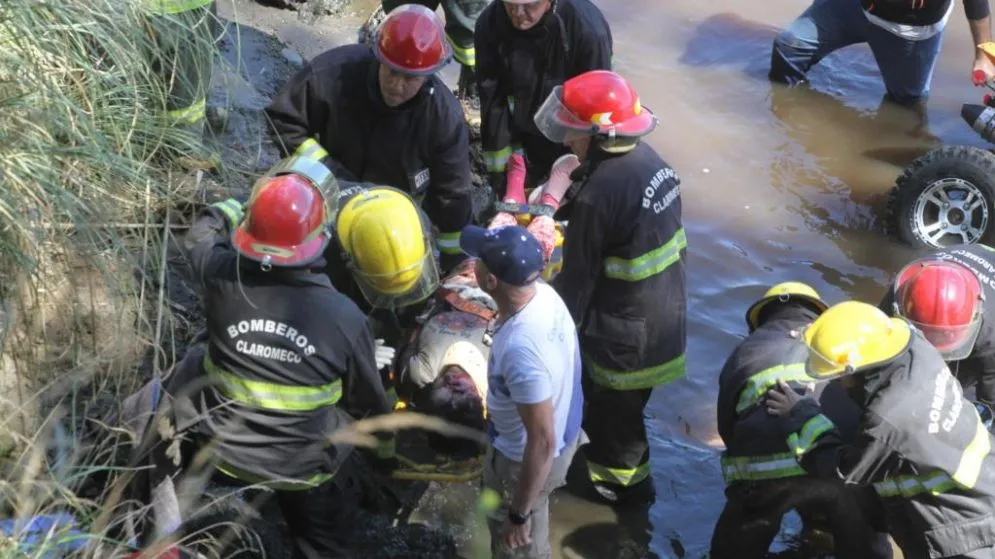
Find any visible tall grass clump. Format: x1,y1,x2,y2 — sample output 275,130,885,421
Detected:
0,0,226,554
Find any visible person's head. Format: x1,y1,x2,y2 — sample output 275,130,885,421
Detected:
372,4,451,107
744,281,829,334
458,225,546,296
502,0,553,31
802,300,912,385
335,186,440,309
232,162,335,272
534,70,657,162
892,258,984,361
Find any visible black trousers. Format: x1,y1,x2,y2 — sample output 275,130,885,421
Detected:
709,477,888,559
582,382,654,491
380,0,489,68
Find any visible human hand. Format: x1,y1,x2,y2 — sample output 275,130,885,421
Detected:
375,339,395,370
973,52,995,86
764,380,807,416
501,516,532,549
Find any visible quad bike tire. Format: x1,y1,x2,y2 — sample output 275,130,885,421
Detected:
887,145,995,249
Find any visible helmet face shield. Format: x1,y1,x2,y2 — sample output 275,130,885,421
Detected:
534,86,599,144
350,236,440,310
907,315,983,361
253,156,340,224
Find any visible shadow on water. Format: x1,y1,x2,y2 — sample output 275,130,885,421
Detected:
677,12,780,81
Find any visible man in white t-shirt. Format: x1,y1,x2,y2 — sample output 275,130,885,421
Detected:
459,223,583,559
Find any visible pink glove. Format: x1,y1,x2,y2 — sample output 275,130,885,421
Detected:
504,152,527,204
526,216,557,262
538,154,580,210
487,212,518,230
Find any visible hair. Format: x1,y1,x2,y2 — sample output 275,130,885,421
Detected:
424,370,486,458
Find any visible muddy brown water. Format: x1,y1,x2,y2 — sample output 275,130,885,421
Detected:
217,0,995,556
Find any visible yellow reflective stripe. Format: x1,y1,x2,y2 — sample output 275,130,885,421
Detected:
203,354,342,412
786,414,834,457
484,146,513,173
604,228,687,282
376,437,396,459
720,452,806,483
952,415,992,489
874,470,956,498
436,231,462,255
586,353,686,390
215,460,334,491
167,98,206,125
735,363,809,414
294,138,329,162
146,0,214,15
586,460,650,487
211,198,243,225
447,33,475,67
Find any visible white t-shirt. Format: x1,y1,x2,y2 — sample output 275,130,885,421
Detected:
486,282,584,463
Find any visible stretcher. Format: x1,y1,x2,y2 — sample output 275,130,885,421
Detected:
389,425,485,483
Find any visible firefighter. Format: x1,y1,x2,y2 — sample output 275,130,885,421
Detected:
877,246,995,414
143,0,219,169
265,4,473,271
475,0,613,201
379,0,492,105
171,157,395,557
322,183,444,405
765,300,995,559
711,282,890,559
535,70,686,504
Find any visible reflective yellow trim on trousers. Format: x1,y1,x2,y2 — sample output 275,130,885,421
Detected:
215,460,334,491
294,138,329,162
146,0,214,15
604,228,687,282
786,414,834,457
436,231,463,255
587,460,650,487
167,98,206,125
447,33,475,67
952,414,992,488
735,363,809,414
586,353,686,390
484,146,513,173
720,452,807,483
203,354,342,412
211,199,244,226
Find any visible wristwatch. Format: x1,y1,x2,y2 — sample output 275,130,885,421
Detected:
508,509,532,526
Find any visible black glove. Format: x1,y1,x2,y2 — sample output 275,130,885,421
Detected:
975,401,994,431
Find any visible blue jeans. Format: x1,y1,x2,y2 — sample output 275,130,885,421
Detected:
769,0,944,104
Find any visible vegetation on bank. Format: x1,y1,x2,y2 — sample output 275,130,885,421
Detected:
0,0,226,554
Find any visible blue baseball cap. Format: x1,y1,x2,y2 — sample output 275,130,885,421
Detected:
459,225,545,286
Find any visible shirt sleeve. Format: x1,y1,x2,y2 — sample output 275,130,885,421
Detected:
501,344,553,405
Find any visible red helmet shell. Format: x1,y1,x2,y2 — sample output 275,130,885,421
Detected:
373,4,451,76
232,174,330,268
559,70,657,137
894,259,984,359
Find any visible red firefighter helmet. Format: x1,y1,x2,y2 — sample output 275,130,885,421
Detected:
534,70,658,143
232,174,332,268
373,4,452,76
893,258,985,360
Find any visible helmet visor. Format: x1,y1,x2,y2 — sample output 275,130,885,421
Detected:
804,340,860,382
534,86,599,144
907,315,983,361
351,239,440,310
253,155,340,223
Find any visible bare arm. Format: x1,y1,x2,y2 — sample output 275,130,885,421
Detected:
510,399,557,515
